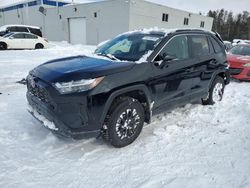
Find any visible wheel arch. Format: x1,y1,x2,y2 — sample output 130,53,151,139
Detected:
100,84,153,125
35,43,44,49
209,69,230,89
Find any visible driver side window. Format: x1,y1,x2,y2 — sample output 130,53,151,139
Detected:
156,35,189,61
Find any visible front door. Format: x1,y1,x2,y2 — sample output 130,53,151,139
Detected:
8,33,25,49
149,34,195,108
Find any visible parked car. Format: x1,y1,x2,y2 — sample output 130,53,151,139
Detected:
0,24,42,37
26,29,230,147
223,41,233,51
227,44,250,81
0,32,48,50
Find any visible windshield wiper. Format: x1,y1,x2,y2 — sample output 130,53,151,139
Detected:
96,53,120,61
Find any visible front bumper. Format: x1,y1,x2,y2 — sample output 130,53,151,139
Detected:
27,92,100,139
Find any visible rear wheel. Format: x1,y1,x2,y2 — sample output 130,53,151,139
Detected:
202,76,225,105
104,97,145,148
0,42,7,50
35,43,44,49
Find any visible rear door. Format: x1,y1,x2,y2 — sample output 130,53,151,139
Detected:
188,34,215,100
24,33,38,49
149,34,194,108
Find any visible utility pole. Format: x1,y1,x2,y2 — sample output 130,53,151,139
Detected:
56,0,59,14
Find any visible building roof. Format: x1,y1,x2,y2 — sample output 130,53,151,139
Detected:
0,0,72,12
0,0,104,9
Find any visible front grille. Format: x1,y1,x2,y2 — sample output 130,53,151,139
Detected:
229,68,243,75
27,76,49,103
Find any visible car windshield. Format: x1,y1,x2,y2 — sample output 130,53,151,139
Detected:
229,45,250,56
95,33,163,61
3,32,14,38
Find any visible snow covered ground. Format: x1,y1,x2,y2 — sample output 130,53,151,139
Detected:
0,42,250,188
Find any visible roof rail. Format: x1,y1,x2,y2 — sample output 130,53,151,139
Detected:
175,29,206,32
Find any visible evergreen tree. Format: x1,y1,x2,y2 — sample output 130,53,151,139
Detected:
207,9,250,41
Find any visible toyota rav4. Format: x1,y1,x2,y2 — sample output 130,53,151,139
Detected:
27,29,230,147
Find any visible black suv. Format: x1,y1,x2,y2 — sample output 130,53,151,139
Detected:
26,29,230,147
0,25,42,37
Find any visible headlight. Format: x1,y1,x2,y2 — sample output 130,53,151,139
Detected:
244,63,250,67
54,77,104,94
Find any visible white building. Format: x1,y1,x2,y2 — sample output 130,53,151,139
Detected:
0,0,214,45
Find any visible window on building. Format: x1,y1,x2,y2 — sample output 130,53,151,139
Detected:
162,13,169,22
200,21,205,28
184,18,189,25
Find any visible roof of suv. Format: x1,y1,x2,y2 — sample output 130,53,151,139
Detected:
125,28,215,37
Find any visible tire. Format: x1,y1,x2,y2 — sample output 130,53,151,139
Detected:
105,97,145,148
0,42,7,50
202,76,225,105
35,43,44,49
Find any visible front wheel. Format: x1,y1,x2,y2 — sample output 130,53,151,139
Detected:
0,42,7,50
105,97,145,148
202,76,225,105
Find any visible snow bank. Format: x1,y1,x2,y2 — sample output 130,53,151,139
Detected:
27,105,58,131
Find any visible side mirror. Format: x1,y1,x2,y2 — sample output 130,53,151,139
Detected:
9,36,14,39
160,55,176,68
154,54,176,68
163,55,176,62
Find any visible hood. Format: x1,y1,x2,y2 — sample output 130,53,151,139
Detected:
31,55,134,83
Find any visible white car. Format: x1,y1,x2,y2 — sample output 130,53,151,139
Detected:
0,32,49,50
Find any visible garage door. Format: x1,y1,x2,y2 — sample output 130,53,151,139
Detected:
69,17,86,45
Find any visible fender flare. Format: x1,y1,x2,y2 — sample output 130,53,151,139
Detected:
209,69,230,90
99,84,153,125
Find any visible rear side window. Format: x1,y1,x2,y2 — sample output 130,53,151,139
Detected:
158,35,189,60
28,28,42,37
16,27,29,32
8,27,28,32
210,37,223,53
190,35,210,57
24,33,38,39
8,27,17,32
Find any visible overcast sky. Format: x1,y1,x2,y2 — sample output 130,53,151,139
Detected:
0,0,249,14
147,0,250,14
